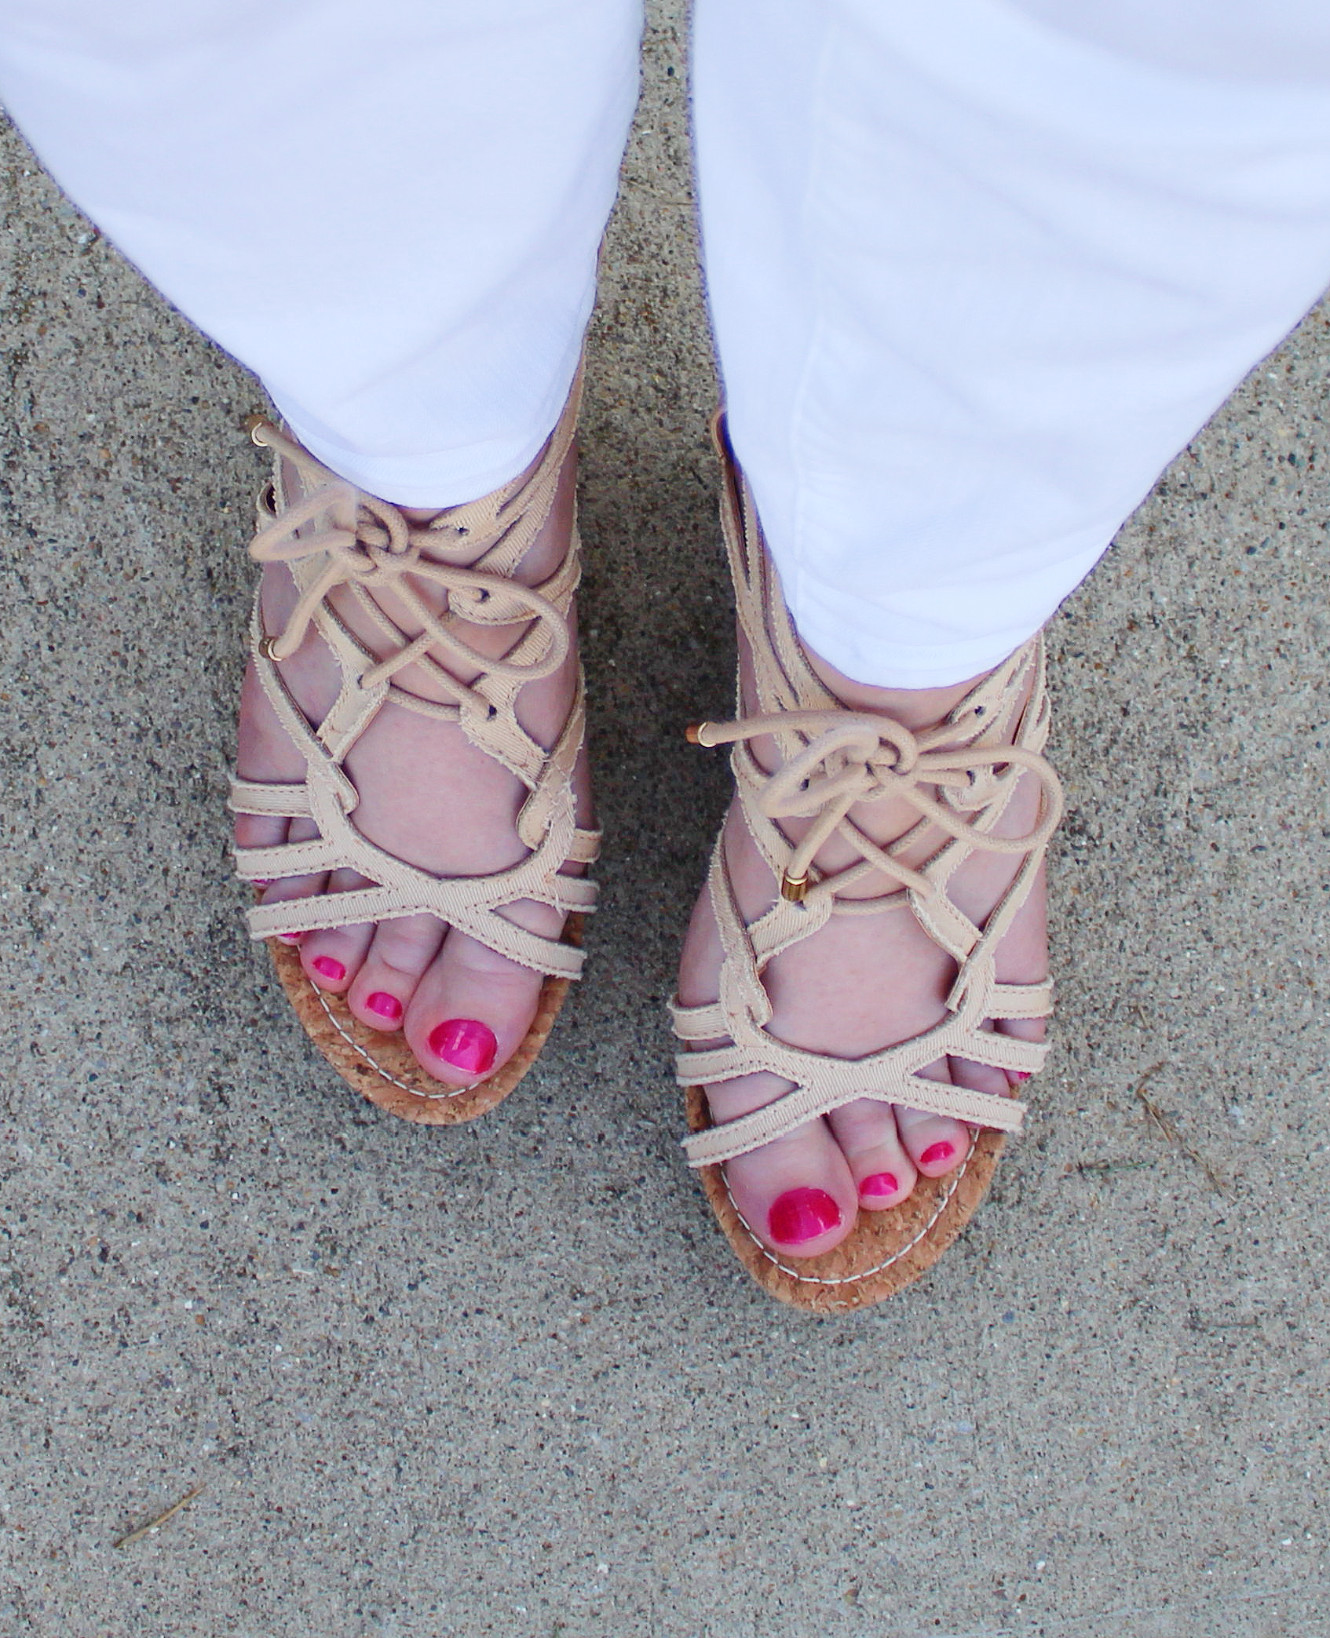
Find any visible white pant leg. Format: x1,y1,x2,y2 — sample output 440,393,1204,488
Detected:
0,0,642,504
694,0,1330,686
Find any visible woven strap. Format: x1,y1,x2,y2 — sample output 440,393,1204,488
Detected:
229,376,598,980
672,415,1063,1167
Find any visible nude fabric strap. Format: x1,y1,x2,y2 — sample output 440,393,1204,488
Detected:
229,376,598,980
673,416,1064,1168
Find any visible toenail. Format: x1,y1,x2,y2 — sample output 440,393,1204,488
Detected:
253,878,274,889
277,931,306,945
768,1187,842,1246
312,955,346,983
860,1172,900,1200
365,990,403,1022
428,1018,497,1076
1011,1070,1031,1082
919,1141,955,1167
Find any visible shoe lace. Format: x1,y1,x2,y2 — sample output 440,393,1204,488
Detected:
244,416,574,724
688,698,1063,908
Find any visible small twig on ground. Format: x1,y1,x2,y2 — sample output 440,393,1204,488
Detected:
113,1485,205,1549
1132,1065,1230,1195
1132,1061,1167,1100
1064,1158,1152,1177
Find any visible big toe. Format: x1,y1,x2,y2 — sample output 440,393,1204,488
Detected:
404,928,549,1088
713,1074,859,1258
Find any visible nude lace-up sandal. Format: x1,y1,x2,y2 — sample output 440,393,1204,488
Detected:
671,418,1064,1310
229,380,598,1124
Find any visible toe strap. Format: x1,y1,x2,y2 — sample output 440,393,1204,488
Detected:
682,1073,1028,1168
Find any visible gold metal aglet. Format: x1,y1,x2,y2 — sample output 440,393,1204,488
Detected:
781,870,810,903
685,721,710,745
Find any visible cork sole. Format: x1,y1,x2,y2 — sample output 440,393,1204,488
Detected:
269,914,582,1125
685,1085,1003,1313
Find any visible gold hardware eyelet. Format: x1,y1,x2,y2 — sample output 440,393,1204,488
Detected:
781,870,810,904
685,721,709,745
258,634,282,662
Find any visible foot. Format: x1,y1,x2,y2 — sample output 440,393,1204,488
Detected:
677,632,1047,1259
234,436,591,1087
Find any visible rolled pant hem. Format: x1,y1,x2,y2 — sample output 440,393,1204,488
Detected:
787,607,1053,692
273,404,567,510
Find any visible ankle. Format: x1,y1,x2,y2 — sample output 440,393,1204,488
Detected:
391,437,577,587
803,645,988,732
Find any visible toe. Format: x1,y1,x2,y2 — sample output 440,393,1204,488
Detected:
948,1020,1020,1100
404,928,548,1088
894,1066,970,1177
232,809,286,861
725,1124,858,1257
827,1098,919,1210
232,809,290,904
345,912,447,1031
254,817,328,946
995,1016,1046,1089
708,1071,859,1258
299,870,376,993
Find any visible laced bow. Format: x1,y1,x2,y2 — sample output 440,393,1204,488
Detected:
687,703,1063,908
244,414,574,747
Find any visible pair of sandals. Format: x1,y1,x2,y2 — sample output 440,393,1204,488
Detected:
230,376,1064,1313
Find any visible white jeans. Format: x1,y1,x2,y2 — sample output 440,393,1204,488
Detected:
3,1,1330,685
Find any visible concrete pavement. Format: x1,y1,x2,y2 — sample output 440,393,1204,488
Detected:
2,8,1328,1634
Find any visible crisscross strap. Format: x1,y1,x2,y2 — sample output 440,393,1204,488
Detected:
229,375,598,979
672,415,1063,1167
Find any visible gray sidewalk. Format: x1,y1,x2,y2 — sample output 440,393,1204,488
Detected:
2,10,1328,1637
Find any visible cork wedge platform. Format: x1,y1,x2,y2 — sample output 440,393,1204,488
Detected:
230,381,597,1125
262,927,580,1125
671,418,1064,1310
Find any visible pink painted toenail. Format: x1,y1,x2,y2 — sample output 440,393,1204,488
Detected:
1012,1071,1031,1082
253,879,274,889
920,1141,955,1167
312,955,346,983
365,991,403,1022
860,1172,900,1200
768,1188,842,1246
277,931,305,945
428,1018,497,1076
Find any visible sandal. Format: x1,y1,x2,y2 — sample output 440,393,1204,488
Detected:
229,379,598,1124
671,417,1064,1310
